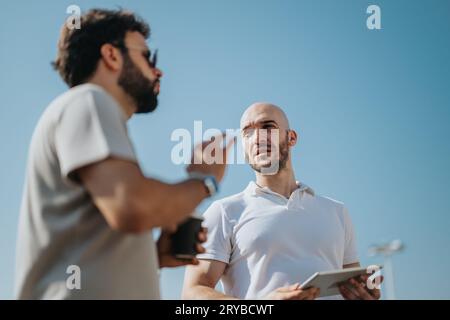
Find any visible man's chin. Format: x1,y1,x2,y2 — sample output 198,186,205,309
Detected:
250,160,275,171
136,106,156,114
135,98,158,114
253,155,280,165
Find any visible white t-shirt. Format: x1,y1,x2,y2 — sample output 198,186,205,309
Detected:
197,181,359,299
15,84,160,299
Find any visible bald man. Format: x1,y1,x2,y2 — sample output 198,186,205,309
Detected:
182,103,382,300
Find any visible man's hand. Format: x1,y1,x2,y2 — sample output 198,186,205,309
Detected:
264,283,320,300
157,227,208,268
339,275,383,300
187,133,235,183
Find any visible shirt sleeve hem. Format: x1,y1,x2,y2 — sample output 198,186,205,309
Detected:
196,253,229,264
62,150,138,185
343,255,360,266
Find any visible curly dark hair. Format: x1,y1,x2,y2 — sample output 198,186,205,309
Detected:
52,8,150,87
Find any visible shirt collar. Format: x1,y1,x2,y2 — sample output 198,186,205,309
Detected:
245,180,315,197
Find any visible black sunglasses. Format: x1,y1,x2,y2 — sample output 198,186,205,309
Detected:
116,43,158,68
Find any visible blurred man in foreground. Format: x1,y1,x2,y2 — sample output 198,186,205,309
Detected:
15,9,230,299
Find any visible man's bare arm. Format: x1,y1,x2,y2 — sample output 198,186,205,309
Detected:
182,259,237,300
183,259,320,300
78,157,208,232
77,134,234,233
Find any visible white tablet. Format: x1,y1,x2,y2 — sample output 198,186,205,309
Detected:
300,266,383,298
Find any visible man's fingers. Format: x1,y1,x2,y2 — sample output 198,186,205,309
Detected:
360,275,382,299
197,231,207,242
194,133,234,162
350,278,373,300
164,224,178,234
268,284,320,300
370,288,381,300
210,133,235,159
339,284,358,300
278,287,318,300
339,285,350,299
195,243,206,253
346,279,363,299
298,288,319,300
204,133,225,148
314,288,321,299
280,290,303,300
278,283,300,292
288,283,301,290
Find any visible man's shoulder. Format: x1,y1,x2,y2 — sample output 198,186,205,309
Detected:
63,83,109,100
31,84,122,147
309,192,347,215
204,189,248,220
34,84,127,142
45,84,115,117
314,194,345,206
215,189,248,206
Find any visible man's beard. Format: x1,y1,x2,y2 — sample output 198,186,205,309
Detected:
118,53,158,114
249,133,290,174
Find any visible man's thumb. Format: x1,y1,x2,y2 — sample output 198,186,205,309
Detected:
285,283,300,291
166,224,178,233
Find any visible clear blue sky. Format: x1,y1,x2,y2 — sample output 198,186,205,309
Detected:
1,0,449,299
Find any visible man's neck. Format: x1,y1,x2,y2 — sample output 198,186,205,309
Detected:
255,164,298,199
88,78,136,119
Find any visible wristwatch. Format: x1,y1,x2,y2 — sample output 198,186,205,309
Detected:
188,172,219,197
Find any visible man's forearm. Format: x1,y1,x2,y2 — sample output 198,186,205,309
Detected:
183,285,238,300
132,178,209,229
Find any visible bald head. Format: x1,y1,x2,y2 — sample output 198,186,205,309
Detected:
240,102,290,131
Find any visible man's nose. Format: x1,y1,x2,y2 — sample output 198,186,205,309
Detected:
255,129,270,144
153,67,163,79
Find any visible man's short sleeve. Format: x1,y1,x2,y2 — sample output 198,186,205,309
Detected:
197,201,232,264
54,88,137,182
342,206,359,265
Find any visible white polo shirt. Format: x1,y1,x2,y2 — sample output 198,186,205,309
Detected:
197,181,359,299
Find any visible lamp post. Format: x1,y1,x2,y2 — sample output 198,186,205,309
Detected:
368,239,404,300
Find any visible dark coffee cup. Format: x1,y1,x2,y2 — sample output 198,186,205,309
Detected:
171,216,204,259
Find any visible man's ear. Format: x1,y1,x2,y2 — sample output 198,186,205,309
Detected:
99,43,123,72
288,130,298,147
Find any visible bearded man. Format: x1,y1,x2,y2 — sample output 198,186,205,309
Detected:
15,9,230,299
